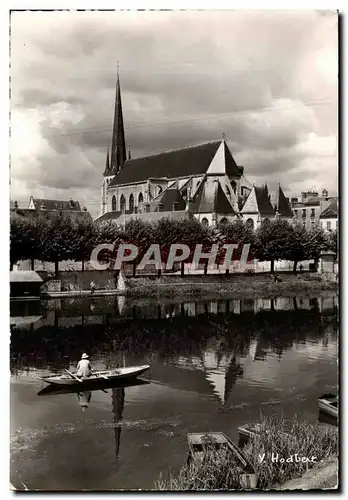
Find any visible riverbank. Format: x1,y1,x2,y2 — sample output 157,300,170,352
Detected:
41,272,337,300
126,273,337,300
277,459,338,490
155,414,338,491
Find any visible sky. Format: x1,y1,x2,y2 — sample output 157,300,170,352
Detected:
10,10,338,219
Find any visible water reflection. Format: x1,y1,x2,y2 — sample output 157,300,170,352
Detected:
10,294,338,331
77,391,92,411
112,388,125,465
10,293,338,490
37,379,147,469
11,293,337,408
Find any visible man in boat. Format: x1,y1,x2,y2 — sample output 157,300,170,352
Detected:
76,353,92,379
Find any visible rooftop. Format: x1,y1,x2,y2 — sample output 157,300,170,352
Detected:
10,271,43,283
109,140,243,187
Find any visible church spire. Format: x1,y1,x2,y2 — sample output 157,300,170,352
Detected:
110,67,126,175
103,147,110,176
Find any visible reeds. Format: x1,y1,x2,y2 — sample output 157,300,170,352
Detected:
243,413,338,488
155,414,338,491
156,447,243,491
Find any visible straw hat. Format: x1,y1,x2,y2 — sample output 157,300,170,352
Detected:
81,353,89,359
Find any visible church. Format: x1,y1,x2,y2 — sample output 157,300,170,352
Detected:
96,72,293,229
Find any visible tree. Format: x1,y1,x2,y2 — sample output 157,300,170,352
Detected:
255,219,294,273
304,226,328,268
74,220,97,271
217,220,257,270
326,229,338,257
10,213,47,269
39,215,80,277
282,223,308,273
153,218,215,274
122,219,155,275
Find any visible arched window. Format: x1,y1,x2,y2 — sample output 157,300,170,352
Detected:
246,218,254,229
129,193,134,213
181,188,188,199
201,217,209,226
120,194,126,213
231,181,237,195
220,217,228,225
112,195,116,211
225,185,231,197
156,185,163,196
138,192,144,213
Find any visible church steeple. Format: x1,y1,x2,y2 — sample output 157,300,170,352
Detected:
110,68,126,175
103,147,110,176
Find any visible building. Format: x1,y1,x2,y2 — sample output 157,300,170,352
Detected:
28,197,82,211
240,185,275,229
11,198,93,224
97,71,294,228
239,183,293,229
319,198,338,232
290,189,333,229
10,270,43,299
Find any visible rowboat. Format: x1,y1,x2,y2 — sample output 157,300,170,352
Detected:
237,423,290,448
237,423,262,448
38,377,150,396
40,365,150,385
187,432,258,489
318,393,338,419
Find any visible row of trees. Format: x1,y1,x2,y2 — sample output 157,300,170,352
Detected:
10,214,337,275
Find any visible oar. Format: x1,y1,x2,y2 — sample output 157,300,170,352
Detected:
64,368,83,383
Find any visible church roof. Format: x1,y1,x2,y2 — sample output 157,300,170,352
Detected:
320,198,338,219
254,187,275,216
275,185,293,217
151,188,186,212
241,186,275,216
109,140,242,187
192,179,236,214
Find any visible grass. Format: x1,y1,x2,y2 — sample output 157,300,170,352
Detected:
126,274,337,300
155,414,338,491
156,447,245,491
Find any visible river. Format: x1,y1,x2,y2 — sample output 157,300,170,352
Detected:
10,292,338,490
